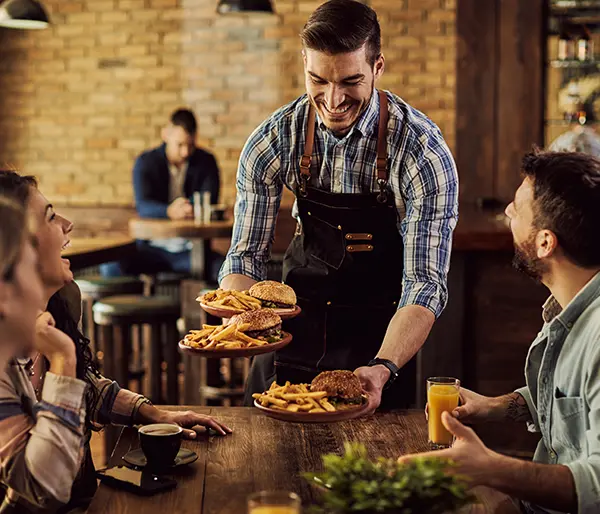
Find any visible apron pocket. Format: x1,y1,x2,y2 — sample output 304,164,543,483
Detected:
303,214,346,270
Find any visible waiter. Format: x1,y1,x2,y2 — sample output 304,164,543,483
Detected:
220,0,459,412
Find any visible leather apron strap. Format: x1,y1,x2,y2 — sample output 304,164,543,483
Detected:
298,90,390,200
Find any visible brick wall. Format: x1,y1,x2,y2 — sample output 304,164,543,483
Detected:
0,0,455,208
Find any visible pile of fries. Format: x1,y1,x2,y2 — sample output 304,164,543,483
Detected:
180,322,269,350
197,289,261,312
252,381,337,413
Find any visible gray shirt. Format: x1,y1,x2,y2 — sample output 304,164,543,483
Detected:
517,271,600,514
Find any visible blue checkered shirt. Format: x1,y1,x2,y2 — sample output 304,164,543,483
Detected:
219,89,459,318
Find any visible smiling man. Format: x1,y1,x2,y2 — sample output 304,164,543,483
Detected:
220,0,459,410
400,150,600,514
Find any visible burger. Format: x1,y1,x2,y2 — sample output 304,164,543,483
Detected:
230,309,283,343
249,281,297,309
310,370,365,408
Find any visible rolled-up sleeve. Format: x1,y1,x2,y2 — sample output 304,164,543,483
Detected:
514,385,540,432
398,131,458,318
87,372,148,428
0,370,87,508
218,121,283,284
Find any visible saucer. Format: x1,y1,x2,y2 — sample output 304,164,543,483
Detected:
122,448,198,469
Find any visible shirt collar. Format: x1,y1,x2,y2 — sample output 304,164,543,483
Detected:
315,89,380,139
169,161,188,178
542,271,600,328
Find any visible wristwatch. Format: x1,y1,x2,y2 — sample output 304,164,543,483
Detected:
367,358,400,390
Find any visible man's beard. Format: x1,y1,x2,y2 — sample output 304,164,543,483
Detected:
512,235,548,282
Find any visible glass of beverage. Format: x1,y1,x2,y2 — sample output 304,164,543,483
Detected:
247,491,301,514
427,377,460,449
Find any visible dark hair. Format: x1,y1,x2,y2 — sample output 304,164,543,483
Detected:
170,108,197,135
47,293,101,429
0,170,37,206
0,196,27,281
522,148,600,268
0,170,100,428
300,0,381,66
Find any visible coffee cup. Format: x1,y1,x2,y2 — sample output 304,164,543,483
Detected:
210,204,227,221
138,424,183,469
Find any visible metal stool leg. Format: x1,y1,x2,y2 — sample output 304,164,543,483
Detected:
165,322,179,405
150,324,163,403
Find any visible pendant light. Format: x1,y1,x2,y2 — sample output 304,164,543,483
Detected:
216,0,274,14
0,0,50,29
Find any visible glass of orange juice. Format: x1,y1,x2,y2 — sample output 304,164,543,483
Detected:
427,377,460,449
247,491,301,514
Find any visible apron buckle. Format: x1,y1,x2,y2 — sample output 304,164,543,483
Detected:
299,176,309,197
377,178,388,204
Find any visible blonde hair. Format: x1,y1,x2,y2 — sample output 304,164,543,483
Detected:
0,196,27,281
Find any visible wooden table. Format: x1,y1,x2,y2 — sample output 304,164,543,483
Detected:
86,407,520,514
128,218,233,281
63,237,136,271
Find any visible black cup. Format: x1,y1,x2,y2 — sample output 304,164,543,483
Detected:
138,424,182,470
210,204,227,221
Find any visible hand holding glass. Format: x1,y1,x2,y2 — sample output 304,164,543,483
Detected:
427,377,460,449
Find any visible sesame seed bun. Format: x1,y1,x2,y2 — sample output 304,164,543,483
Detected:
249,281,297,307
230,308,281,332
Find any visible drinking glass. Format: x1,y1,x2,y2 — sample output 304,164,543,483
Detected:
247,491,301,514
427,377,460,449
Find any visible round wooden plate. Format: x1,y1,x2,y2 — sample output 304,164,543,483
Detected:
198,303,302,320
178,331,293,358
253,398,370,423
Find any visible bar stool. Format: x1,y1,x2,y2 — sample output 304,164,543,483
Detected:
76,276,144,374
92,295,181,405
141,271,190,299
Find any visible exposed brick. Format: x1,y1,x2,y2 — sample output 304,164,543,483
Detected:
0,0,456,206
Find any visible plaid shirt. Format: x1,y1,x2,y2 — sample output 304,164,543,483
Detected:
220,89,459,318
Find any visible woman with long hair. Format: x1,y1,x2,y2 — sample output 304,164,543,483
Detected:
0,195,90,513
0,171,231,512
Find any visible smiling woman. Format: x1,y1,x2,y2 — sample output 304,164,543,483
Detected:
0,170,232,512
0,195,42,368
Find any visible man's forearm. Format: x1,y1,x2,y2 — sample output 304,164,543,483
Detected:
485,392,533,423
376,305,435,368
220,273,257,291
485,454,576,512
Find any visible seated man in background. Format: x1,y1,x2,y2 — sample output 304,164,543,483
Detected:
400,149,600,514
101,108,222,281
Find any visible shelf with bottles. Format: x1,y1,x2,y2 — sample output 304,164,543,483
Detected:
550,59,600,68
546,119,600,125
551,0,600,13
554,20,596,61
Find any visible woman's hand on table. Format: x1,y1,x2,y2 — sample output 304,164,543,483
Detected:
155,409,233,438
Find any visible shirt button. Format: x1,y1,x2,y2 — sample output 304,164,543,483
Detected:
543,376,548,384
541,414,547,424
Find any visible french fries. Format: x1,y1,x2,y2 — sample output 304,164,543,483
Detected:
180,322,270,350
197,289,262,312
252,381,340,414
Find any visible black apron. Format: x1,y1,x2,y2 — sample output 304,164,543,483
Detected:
245,91,416,410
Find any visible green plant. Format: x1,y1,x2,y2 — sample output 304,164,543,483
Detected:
303,442,475,514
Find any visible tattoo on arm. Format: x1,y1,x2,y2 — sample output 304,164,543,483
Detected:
505,392,532,422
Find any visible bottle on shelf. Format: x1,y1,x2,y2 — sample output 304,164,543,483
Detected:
577,25,594,62
558,21,575,61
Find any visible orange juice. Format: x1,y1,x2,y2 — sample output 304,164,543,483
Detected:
428,384,459,446
250,508,299,514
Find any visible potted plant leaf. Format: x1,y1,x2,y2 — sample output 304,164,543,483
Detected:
303,442,475,514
